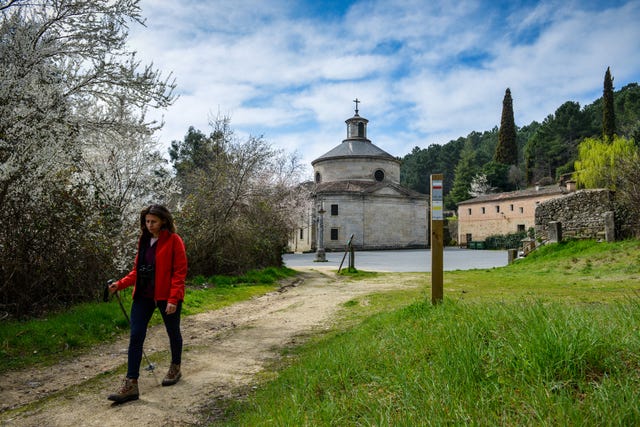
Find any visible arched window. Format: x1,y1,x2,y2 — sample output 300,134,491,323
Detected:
315,172,321,183
358,122,365,137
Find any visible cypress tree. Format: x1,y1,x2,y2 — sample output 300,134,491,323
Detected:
603,66,616,142
495,88,518,165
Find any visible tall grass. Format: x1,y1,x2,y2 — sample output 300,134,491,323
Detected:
220,298,640,426
213,240,640,426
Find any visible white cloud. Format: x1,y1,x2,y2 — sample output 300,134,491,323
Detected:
128,0,640,169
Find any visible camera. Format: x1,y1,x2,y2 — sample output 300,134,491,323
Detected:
138,264,154,281
137,264,155,292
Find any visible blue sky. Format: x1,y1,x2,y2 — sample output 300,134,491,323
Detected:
128,0,640,178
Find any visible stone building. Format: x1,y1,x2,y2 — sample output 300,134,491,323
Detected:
457,183,576,245
288,103,429,252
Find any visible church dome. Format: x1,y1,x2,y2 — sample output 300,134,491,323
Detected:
312,100,400,184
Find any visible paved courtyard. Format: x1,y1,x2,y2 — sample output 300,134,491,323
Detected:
283,248,508,272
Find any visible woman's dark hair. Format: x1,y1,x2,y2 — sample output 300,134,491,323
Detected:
139,204,176,235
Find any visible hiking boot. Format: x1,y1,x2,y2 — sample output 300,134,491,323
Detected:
108,377,139,403
162,363,181,386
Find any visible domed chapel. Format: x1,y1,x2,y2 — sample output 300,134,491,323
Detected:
289,100,429,252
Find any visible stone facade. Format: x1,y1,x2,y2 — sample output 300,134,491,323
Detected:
535,189,615,241
319,182,428,250
288,182,316,253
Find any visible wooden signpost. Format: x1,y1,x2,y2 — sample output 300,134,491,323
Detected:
431,174,444,304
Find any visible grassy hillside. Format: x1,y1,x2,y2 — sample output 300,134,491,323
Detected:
214,240,640,426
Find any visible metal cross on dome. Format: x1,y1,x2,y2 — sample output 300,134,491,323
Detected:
353,98,360,115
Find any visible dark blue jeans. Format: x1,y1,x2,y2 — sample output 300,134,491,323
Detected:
127,297,182,379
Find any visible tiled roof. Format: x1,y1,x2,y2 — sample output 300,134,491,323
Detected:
315,180,428,199
312,139,398,165
457,185,569,205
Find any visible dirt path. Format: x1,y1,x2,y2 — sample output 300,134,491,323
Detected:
0,268,420,426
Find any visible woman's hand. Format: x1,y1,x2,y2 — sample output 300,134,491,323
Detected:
166,303,177,314
108,281,118,294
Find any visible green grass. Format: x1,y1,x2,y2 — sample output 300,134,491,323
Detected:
210,239,640,426
0,267,296,373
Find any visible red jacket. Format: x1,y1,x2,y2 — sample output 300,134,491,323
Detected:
116,230,187,305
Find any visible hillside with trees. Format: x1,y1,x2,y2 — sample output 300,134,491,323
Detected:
401,80,640,210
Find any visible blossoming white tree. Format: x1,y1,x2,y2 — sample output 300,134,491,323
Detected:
469,173,493,197
0,0,176,316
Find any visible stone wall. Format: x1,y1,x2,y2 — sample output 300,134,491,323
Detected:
535,189,615,241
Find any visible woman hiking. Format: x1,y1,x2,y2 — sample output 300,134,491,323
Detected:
107,204,188,403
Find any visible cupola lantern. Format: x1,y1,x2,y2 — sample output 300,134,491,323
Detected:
346,98,369,141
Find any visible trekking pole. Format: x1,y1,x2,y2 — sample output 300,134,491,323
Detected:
106,280,158,384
